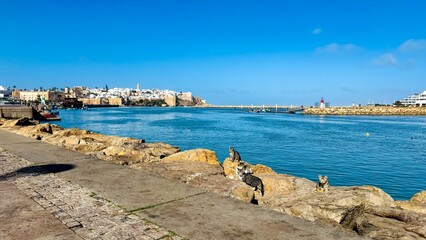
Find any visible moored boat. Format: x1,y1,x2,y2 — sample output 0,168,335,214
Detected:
40,111,61,121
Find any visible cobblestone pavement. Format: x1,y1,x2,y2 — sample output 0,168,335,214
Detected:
0,148,183,240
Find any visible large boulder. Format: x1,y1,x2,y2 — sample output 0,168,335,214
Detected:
50,124,63,132
98,142,180,164
37,123,53,134
395,191,426,215
410,191,426,205
252,164,276,174
222,158,276,179
63,136,82,145
260,185,396,224
346,205,426,239
1,117,37,127
20,123,52,134
16,117,38,126
257,173,296,196
395,201,426,215
232,184,255,203
53,128,91,137
162,149,220,165
73,142,108,153
6,123,54,140
223,158,239,178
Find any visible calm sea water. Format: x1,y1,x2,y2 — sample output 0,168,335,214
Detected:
57,107,426,200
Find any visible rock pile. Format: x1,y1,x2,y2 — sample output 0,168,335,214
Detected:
304,106,426,115
0,119,180,164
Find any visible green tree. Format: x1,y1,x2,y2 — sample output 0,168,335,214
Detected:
394,100,403,107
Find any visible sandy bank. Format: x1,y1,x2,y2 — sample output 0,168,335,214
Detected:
1,117,426,239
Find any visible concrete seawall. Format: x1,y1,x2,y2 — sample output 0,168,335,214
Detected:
0,129,359,240
0,106,35,119
0,106,51,121
304,106,426,115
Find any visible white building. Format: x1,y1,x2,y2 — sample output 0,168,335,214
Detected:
399,91,426,106
78,86,205,106
418,91,426,106
0,86,12,98
17,90,55,102
84,86,180,101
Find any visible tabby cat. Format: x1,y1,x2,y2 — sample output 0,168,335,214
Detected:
241,172,264,196
236,161,252,179
229,147,242,162
316,175,330,192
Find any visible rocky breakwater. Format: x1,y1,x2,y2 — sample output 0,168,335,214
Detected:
0,117,180,164
304,106,426,115
222,158,426,239
1,118,426,239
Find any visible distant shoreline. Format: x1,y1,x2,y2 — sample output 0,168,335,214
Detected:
303,106,426,115
195,105,426,115
195,105,300,108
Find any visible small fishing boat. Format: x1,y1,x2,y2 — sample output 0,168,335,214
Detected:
39,110,61,121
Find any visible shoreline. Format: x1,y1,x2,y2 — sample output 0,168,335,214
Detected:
201,105,426,116
1,118,426,239
3,104,426,117
304,106,426,115
171,105,426,116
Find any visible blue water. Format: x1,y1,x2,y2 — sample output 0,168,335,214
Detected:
56,107,426,200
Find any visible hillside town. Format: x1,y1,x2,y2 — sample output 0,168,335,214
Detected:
2,85,426,107
0,84,207,108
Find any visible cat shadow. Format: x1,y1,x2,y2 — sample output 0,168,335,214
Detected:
0,163,75,181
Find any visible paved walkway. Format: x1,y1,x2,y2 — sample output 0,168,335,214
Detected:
0,129,361,240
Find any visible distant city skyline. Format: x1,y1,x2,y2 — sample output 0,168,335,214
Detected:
1,1,426,106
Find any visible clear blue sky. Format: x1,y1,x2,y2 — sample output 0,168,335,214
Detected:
1,0,425,105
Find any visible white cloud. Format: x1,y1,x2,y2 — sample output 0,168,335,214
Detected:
371,53,398,66
312,28,322,35
398,39,426,52
315,43,360,54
